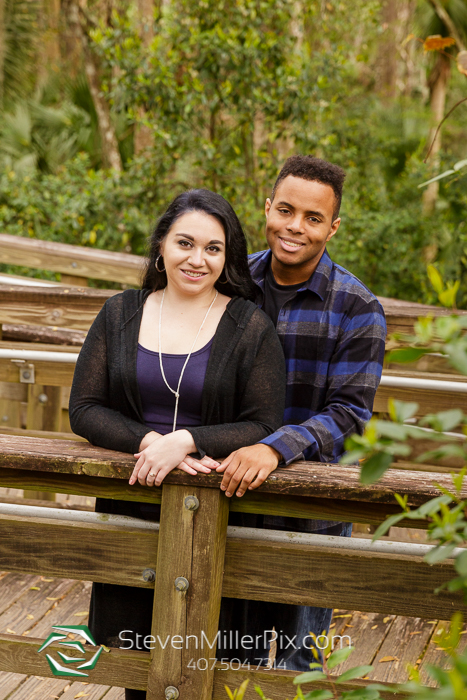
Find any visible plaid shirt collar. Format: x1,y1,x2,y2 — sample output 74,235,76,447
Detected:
249,247,332,301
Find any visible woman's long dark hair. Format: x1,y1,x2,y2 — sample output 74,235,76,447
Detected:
141,189,256,300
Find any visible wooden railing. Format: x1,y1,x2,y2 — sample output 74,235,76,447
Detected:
0,434,465,698
0,233,144,287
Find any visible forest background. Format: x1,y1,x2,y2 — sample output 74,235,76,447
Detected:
0,0,466,304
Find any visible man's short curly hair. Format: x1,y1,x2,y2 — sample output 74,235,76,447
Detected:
271,155,346,219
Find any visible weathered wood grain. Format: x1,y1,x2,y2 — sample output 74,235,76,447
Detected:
375,370,467,415
329,611,394,675
0,577,75,636
0,233,145,285
222,538,466,619
0,435,464,504
0,513,158,587
0,286,115,330
0,634,149,689
0,634,403,698
369,616,435,683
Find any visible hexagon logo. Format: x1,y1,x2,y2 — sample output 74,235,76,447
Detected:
37,625,103,677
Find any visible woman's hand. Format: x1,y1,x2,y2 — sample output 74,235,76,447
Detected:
138,431,162,451
177,455,220,475
129,430,206,486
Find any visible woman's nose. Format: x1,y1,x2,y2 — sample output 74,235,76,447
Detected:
187,247,204,267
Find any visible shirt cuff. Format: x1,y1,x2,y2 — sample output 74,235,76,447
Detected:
259,428,316,465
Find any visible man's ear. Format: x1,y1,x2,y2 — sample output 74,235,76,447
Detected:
326,217,341,242
265,198,272,218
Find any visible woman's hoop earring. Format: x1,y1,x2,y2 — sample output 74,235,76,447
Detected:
155,255,165,273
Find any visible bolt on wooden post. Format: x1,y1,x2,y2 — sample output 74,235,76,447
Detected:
146,484,229,700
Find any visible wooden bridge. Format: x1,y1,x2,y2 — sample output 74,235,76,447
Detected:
1,233,467,697
0,435,466,698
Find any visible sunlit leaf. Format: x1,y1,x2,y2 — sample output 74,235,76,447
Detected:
385,347,430,364
360,452,393,484
372,512,407,541
326,646,354,669
423,35,456,52
335,665,374,683
427,264,444,294
293,671,327,684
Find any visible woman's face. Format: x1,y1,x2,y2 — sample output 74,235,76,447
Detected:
160,211,226,296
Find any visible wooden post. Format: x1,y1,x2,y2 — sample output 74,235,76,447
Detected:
147,484,229,700
24,385,56,501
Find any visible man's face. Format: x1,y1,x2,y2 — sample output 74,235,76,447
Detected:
265,175,341,283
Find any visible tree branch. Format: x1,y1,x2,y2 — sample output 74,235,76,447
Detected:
427,0,466,52
424,96,467,162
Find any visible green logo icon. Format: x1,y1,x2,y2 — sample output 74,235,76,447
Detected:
38,625,103,677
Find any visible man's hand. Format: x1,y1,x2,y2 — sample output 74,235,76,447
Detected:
216,444,282,497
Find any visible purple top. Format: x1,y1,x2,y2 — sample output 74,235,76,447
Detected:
136,338,214,434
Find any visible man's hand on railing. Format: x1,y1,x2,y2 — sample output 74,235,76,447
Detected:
216,444,282,497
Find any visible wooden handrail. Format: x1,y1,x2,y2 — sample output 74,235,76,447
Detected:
0,233,145,285
0,434,464,698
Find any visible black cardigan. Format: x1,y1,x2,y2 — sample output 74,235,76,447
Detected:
69,289,286,458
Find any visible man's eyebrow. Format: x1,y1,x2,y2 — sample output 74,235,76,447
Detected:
276,202,325,218
175,233,224,245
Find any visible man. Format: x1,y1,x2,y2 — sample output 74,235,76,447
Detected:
217,155,387,670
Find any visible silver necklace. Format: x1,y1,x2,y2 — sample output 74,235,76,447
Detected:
158,287,218,432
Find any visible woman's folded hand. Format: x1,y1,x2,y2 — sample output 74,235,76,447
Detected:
129,430,213,487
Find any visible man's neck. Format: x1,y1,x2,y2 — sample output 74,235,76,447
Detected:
270,252,323,286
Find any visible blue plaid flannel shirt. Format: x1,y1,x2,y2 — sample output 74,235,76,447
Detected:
249,248,386,531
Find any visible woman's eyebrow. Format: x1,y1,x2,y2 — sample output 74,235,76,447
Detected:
174,233,225,245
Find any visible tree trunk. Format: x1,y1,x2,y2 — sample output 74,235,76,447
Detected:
37,0,61,90
0,0,5,109
133,0,155,155
67,0,123,172
422,53,450,215
377,0,398,98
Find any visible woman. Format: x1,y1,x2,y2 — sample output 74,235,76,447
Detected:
69,189,285,700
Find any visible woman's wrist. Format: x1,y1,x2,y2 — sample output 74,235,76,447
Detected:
173,429,197,454
138,431,161,451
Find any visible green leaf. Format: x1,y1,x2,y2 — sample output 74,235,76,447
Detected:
439,281,460,309
411,495,452,518
372,512,407,540
427,264,444,294
385,347,430,364
336,665,374,683
453,159,467,171
373,421,409,441
426,409,464,432
302,691,333,700
424,542,457,564
360,452,393,485
326,646,354,669
455,550,467,576
387,398,419,423
293,671,327,684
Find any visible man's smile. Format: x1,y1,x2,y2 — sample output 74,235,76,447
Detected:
278,236,305,251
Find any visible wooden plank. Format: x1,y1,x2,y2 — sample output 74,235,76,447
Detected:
0,577,75,636
0,672,26,699
369,616,435,683
0,233,144,286
329,611,394,676
0,573,47,616
31,581,92,637
0,358,75,386
375,384,467,416
0,634,403,698
3,675,69,700
222,539,466,619
0,634,149,690
0,513,157,587
0,428,83,441
59,681,111,700
147,486,229,700
1,435,465,504
0,383,27,402
0,325,86,345
214,666,405,700
419,620,467,687
0,286,115,331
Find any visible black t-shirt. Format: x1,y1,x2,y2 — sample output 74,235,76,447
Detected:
262,263,304,327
